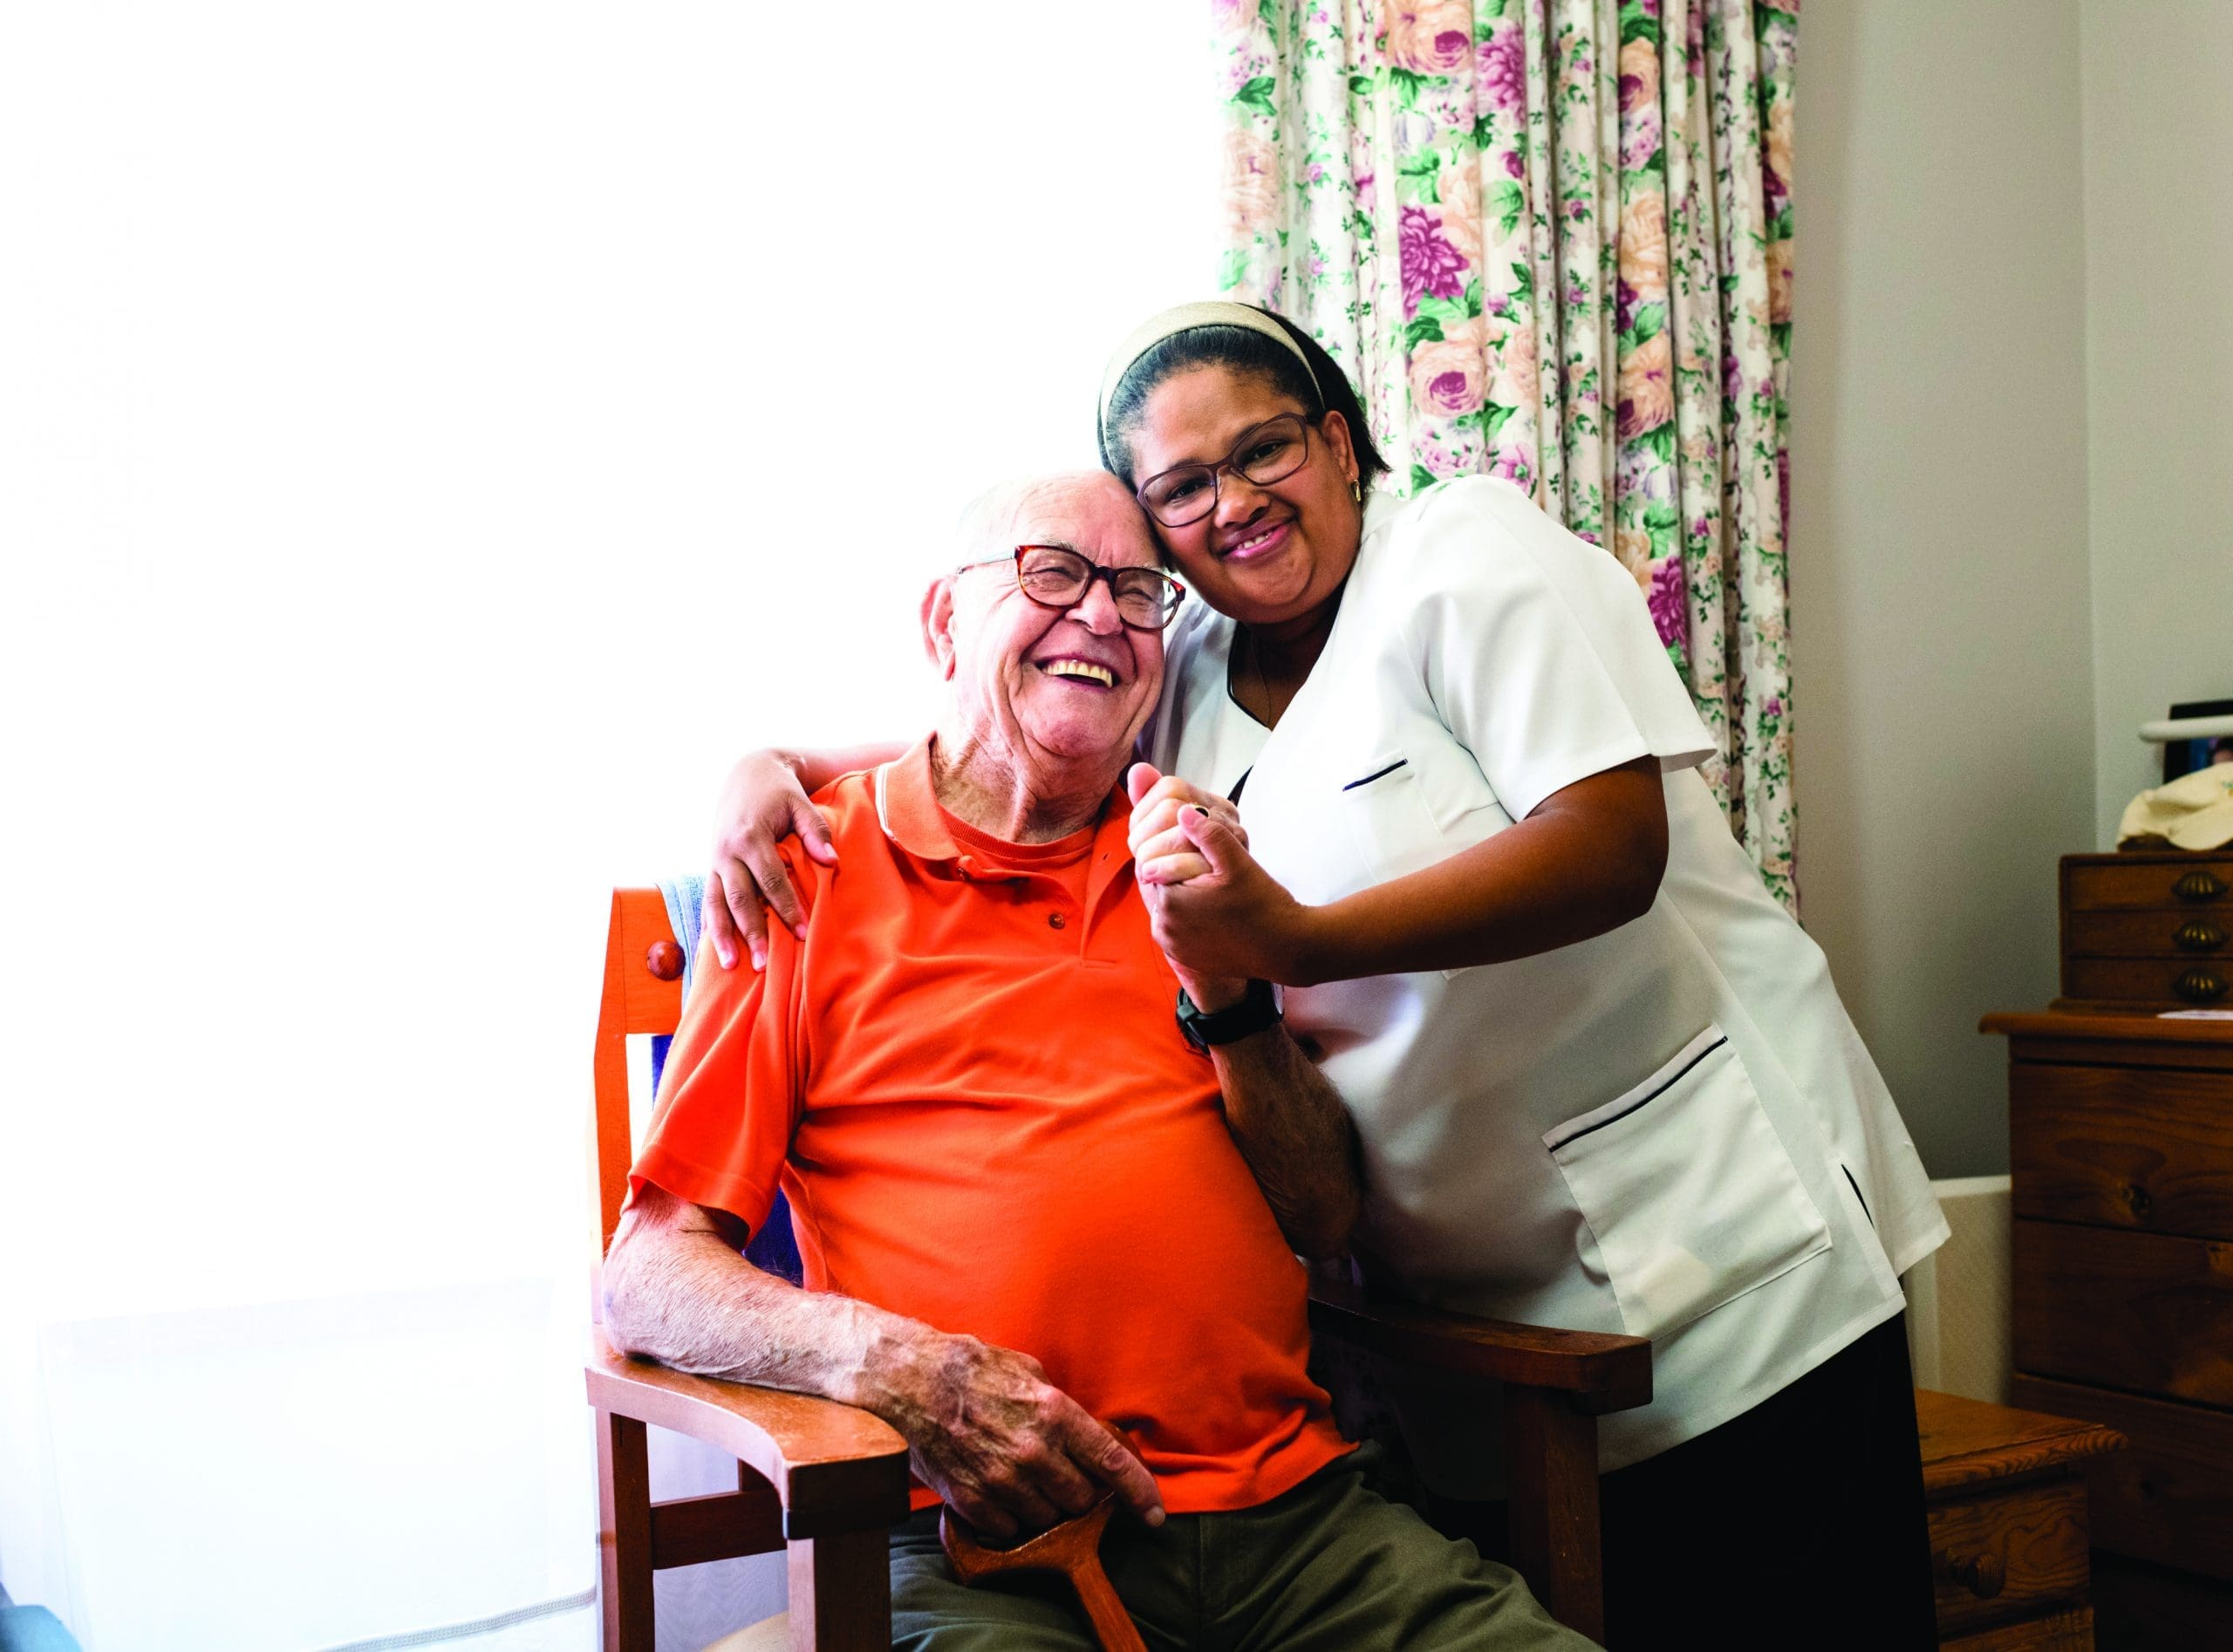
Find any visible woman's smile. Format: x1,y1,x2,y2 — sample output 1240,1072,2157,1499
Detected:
1219,516,1294,563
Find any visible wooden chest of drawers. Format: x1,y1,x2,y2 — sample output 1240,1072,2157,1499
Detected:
2059,852,2233,1011
1985,1011,2233,1649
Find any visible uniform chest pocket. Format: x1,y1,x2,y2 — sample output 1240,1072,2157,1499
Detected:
1338,754,1445,884
1335,750,1508,979
1544,1026,1832,1343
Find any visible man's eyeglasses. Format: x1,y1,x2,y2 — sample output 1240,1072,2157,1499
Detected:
955,545,1187,631
1134,412,1315,528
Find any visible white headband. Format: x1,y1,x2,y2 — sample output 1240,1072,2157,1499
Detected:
1096,301,1322,454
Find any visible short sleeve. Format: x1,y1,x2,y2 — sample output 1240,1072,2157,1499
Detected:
626,855,810,1237
1396,478,1713,821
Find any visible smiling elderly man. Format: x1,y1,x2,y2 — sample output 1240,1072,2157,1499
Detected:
601,473,1592,1651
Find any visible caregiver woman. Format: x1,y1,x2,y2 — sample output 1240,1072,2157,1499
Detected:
707,302,1950,1648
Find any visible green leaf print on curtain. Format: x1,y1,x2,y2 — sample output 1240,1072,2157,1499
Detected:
1214,0,1801,909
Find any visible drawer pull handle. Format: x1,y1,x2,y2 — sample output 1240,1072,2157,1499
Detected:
2175,968,2229,1004
1935,1548,2005,1600
2175,920,2227,952
2175,870,2228,903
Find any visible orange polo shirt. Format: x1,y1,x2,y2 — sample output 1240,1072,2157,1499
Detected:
630,738,1349,1515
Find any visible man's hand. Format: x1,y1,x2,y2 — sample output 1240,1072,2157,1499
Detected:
1126,762,1256,1007
1125,762,1246,887
864,1328,1165,1539
704,749,837,972
1143,807,1321,987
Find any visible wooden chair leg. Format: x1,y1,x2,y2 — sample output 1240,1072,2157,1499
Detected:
1503,1386,1606,1643
787,1527,891,1652
597,1407,656,1652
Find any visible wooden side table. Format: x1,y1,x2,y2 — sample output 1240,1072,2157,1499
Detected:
1919,1389,2125,1649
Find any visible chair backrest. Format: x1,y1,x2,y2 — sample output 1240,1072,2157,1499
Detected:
590,884,906,1652
592,888,686,1255
593,888,806,1287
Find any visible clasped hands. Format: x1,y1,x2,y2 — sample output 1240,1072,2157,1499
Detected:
1123,762,1320,993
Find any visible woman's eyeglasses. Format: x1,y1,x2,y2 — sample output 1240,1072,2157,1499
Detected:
956,545,1187,631
1135,413,1314,527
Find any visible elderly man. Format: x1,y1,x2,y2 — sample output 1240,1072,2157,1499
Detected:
602,473,1591,1650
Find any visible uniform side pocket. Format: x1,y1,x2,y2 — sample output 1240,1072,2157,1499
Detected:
1544,1025,1832,1342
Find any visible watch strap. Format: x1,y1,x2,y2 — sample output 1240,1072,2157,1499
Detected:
1175,979,1282,1050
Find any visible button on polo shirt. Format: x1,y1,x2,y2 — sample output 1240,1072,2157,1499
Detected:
631,737,1349,1516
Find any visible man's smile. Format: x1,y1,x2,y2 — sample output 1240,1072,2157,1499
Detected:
1036,656,1120,688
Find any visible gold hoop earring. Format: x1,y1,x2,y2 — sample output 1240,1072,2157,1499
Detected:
1350,479,1362,504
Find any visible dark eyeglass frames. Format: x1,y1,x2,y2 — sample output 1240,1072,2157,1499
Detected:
1134,412,1315,527
954,544,1187,631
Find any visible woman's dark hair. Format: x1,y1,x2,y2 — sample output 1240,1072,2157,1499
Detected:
1098,304,1389,491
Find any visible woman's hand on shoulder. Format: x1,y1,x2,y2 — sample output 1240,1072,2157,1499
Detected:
1124,762,1246,887
705,749,837,972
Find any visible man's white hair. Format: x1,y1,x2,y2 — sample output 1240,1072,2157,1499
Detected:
946,472,1126,571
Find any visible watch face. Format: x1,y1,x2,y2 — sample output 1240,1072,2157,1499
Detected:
1176,989,1213,1054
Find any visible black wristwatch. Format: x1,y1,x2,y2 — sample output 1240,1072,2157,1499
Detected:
1175,979,1282,1052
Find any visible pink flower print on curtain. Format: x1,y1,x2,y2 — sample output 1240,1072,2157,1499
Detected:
1410,317,1492,418
1399,205,1470,317
1390,1,1477,74
1215,0,1802,909
1648,554,1689,650
1478,17,1527,114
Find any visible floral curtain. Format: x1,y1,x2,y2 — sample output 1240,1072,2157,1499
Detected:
1215,0,1801,907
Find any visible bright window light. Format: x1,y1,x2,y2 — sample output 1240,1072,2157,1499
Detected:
0,3,1219,1642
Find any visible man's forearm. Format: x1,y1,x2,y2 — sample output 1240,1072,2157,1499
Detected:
602,1188,925,1410
1210,1025,1362,1260
601,1186,1171,1534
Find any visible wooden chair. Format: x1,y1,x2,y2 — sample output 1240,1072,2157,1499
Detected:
589,887,1651,1649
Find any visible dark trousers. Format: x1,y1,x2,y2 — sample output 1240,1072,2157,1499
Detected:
1426,1314,1938,1649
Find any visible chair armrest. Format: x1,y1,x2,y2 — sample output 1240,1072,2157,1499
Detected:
587,1327,912,1536
1307,1280,1652,1416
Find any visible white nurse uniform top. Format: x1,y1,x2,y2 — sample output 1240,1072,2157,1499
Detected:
1143,476,1947,1486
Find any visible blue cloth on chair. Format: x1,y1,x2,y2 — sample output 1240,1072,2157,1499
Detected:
647,876,803,1287
656,875,707,1002
0,1607,83,1652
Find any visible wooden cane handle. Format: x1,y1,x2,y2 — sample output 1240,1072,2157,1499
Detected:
940,1497,1145,1652
940,1494,1112,1583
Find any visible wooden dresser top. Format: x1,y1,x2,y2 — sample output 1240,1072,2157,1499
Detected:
1981,1009,2233,1068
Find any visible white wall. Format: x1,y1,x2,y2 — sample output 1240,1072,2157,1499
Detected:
0,4,1219,1642
2078,0,2233,843
1788,0,2098,1178
1793,1,2233,1178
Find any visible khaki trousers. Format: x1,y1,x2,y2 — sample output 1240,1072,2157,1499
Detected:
888,1444,1598,1651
